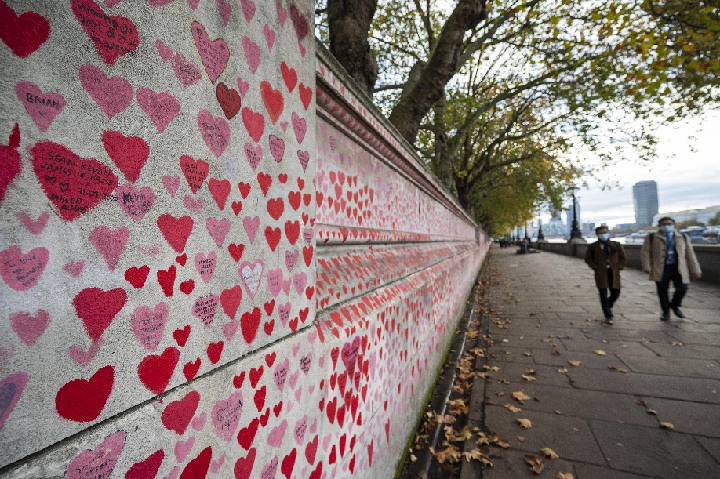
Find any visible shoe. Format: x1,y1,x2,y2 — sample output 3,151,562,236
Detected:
671,307,685,318
661,311,670,321
604,316,614,325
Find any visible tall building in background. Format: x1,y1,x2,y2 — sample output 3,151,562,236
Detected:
633,181,659,226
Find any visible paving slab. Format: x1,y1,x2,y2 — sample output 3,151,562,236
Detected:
574,463,655,479
590,419,720,479
640,397,720,437
697,436,720,464
482,449,577,479
617,353,720,379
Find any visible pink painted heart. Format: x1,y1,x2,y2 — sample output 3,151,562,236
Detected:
206,217,231,247
291,113,306,143
16,211,50,234
241,36,261,74
273,358,289,391
222,320,238,340
0,246,48,291
244,142,262,171
63,260,85,277
241,0,256,21
131,303,169,351
68,338,103,365
137,88,180,133
239,260,263,298
78,64,133,119
15,82,65,132
236,77,249,97
198,110,230,158
72,0,139,65
263,25,275,51
242,107,265,142
89,225,129,271
195,251,217,283
147,0,176,7
188,0,200,10
267,420,287,447
192,21,229,83
192,294,219,326
162,175,180,197
284,250,298,271
210,454,225,474
102,130,149,183
292,272,307,295
174,436,195,463
184,194,206,212
117,183,156,221
211,391,243,441
10,310,50,346
192,411,207,431
156,39,202,87
0,372,29,430
269,135,285,163
276,1,287,25
278,302,291,327
217,0,232,26
67,431,126,479
266,268,284,297
243,215,260,243
293,415,307,445
297,150,310,171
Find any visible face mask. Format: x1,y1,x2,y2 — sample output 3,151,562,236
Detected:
598,233,610,241
661,225,674,233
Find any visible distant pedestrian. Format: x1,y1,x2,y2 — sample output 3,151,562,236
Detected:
641,217,702,321
585,226,626,324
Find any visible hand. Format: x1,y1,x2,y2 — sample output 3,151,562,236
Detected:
691,272,702,280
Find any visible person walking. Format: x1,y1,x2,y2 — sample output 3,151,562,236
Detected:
585,226,626,324
641,217,702,321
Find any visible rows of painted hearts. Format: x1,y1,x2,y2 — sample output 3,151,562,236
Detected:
0,0,486,477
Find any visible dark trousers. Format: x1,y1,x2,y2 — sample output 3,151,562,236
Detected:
655,263,688,313
598,268,620,317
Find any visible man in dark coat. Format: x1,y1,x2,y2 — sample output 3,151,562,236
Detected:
584,225,626,324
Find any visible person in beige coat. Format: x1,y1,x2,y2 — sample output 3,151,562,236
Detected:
585,226,626,324
641,217,702,321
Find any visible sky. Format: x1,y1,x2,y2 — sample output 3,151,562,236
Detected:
542,109,720,228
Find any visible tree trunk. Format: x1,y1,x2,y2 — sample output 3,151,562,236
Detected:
327,0,379,96
389,0,487,143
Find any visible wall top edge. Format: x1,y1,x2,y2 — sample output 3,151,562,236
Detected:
314,42,477,227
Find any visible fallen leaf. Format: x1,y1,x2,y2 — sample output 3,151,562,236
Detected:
660,422,675,430
608,365,628,373
541,447,559,459
594,349,607,356
522,375,537,382
557,473,574,479
557,367,568,373
525,454,545,475
568,360,582,367
517,418,532,428
504,404,522,413
647,409,658,415
512,390,532,402
410,454,417,462
517,435,526,442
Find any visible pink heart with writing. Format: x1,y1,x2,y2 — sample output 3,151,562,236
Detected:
244,142,262,170
195,251,217,283
89,226,129,271
206,218,230,247
15,82,66,132
67,431,126,479
261,457,278,479
239,260,263,298
63,260,85,277
292,272,307,295
278,302,291,327
16,211,49,234
0,246,49,291
241,36,261,74
191,21,229,83
266,268,284,297
162,175,180,197
192,294,219,326
291,112,306,143
284,250,298,271
198,110,230,158
78,64,132,119
296,150,310,171
293,415,307,445
10,310,49,346
137,88,180,133
243,216,260,243
211,391,243,441
117,183,155,221
68,338,103,365
269,135,285,163
273,358,289,391
131,303,169,351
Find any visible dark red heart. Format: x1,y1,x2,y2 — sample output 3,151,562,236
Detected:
102,130,149,183
73,287,127,341
216,82,241,119
0,2,50,58
71,0,139,65
161,390,199,435
137,347,179,394
55,365,114,422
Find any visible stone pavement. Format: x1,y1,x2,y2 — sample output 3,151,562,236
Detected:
461,245,720,479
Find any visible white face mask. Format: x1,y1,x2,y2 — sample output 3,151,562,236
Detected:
598,233,610,241
661,224,674,233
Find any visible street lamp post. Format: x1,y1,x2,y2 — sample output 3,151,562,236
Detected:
537,208,545,241
568,185,583,239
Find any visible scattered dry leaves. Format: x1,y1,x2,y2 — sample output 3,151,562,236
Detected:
568,360,582,367
525,454,545,475
608,365,628,373
504,404,522,413
517,418,533,428
557,473,574,479
594,349,607,356
512,390,532,402
660,422,675,430
541,447,559,459
522,374,537,382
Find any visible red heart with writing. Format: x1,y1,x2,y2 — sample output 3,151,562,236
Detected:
125,450,165,479
31,141,118,221
72,0,139,65
157,214,194,252
102,131,149,183
0,2,50,58
162,390,199,435
180,155,209,194
55,365,114,422
137,347,179,394
241,307,261,344
216,82,241,119
260,81,284,124
0,124,21,204
73,287,127,341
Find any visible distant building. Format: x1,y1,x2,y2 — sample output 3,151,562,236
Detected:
582,223,596,236
544,211,566,236
652,205,720,225
614,223,637,231
633,181,659,227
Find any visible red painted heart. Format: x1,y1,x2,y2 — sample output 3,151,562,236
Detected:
260,81,284,124
157,214,194,252
0,2,50,58
137,347,180,394
73,287,127,341
161,390,200,435
216,82,241,119
0,124,21,204
72,0,139,65
55,365,114,422
31,141,119,221
102,131,149,183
